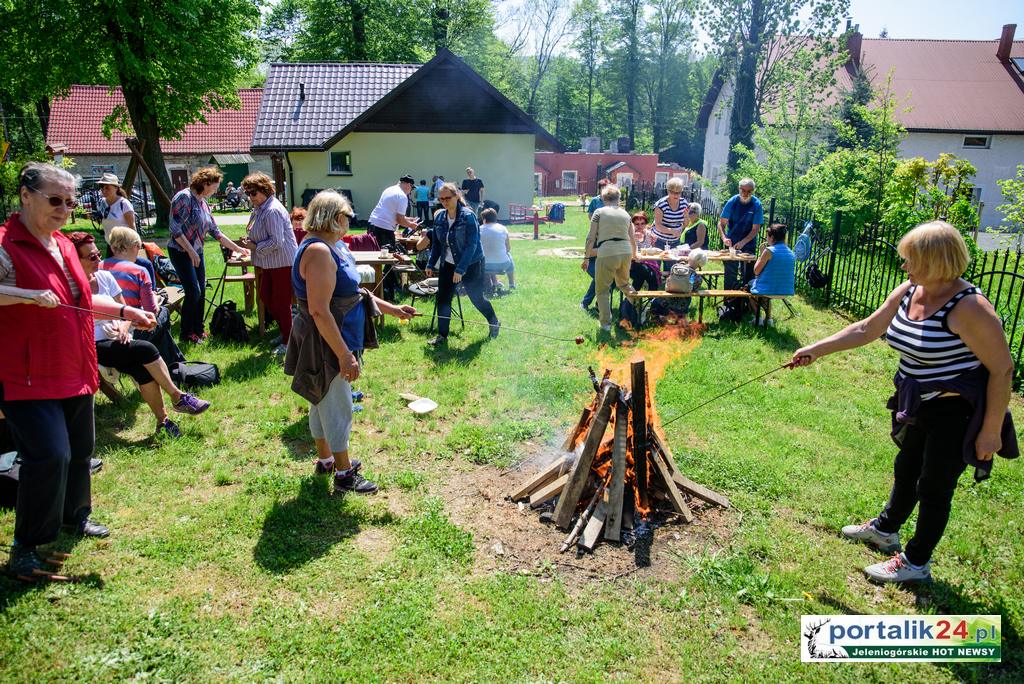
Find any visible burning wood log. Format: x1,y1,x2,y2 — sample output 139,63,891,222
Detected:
578,499,607,552
631,361,649,512
554,382,619,529
561,407,593,451
529,473,569,508
649,448,692,522
560,485,605,553
508,455,568,502
603,400,628,541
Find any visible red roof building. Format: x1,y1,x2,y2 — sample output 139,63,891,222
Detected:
534,151,691,198
46,85,268,190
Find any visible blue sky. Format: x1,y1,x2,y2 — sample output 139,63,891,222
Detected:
848,0,1022,40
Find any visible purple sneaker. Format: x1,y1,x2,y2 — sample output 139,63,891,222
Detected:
172,392,211,415
157,417,182,438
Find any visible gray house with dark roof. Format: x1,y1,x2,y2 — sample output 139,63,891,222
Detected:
252,49,562,217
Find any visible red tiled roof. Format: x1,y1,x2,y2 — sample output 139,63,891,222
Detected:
47,85,262,155
849,39,1024,132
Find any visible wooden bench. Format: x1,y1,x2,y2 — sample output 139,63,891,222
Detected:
632,289,790,324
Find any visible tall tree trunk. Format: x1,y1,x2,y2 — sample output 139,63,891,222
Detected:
121,82,173,229
35,98,50,138
351,0,368,60
625,13,640,150
586,62,594,137
728,0,764,170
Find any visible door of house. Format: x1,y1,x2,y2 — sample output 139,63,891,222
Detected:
170,169,189,192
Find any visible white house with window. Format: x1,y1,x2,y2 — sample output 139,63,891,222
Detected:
699,24,1024,227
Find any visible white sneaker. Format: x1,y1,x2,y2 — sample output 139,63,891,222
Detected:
841,519,902,553
599,324,612,332
864,552,931,584
272,343,287,356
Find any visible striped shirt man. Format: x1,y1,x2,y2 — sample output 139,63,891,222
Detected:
246,195,297,270
102,257,158,312
651,195,688,242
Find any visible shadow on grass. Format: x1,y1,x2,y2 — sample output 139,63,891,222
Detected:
253,476,397,574
1,534,103,615
279,415,312,461
423,334,490,365
911,580,1022,681
220,352,280,383
93,392,153,449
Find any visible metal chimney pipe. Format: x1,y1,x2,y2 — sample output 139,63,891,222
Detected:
997,24,1016,63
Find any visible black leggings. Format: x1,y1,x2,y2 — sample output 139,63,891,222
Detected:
875,396,972,565
436,260,496,337
95,338,161,385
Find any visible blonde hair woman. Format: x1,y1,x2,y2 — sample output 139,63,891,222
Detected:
285,190,415,495
792,221,1016,584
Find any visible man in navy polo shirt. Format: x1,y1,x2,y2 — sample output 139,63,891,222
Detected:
718,178,764,290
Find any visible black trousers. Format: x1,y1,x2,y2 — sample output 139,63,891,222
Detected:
0,388,95,547
724,258,755,290
369,227,398,300
875,396,972,565
168,248,207,340
416,201,431,224
436,260,496,337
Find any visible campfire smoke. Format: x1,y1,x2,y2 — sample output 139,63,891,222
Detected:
509,359,729,555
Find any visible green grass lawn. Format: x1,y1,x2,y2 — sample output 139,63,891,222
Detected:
2,211,1022,682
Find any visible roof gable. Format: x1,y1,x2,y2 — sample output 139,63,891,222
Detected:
253,50,562,151
47,86,262,155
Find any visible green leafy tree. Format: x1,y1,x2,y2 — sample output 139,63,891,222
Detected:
570,0,608,137
1,0,261,228
995,164,1024,233
643,0,695,152
698,0,848,170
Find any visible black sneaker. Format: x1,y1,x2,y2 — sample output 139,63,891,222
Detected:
489,320,501,338
314,458,361,475
427,335,448,346
71,519,110,538
334,469,378,495
7,543,43,580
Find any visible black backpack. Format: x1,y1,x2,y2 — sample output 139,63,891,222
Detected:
210,300,249,342
152,254,180,285
170,361,221,388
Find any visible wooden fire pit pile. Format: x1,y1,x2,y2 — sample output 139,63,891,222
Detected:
509,359,730,554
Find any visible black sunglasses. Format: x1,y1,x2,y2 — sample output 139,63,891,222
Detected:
29,186,78,209
245,190,259,197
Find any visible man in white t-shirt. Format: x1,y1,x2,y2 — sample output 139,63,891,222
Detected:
368,174,420,299
479,208,515,293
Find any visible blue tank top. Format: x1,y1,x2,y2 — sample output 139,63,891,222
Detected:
750,243,795,295
292,237,365,351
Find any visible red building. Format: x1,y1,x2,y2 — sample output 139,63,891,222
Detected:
534,151,691,197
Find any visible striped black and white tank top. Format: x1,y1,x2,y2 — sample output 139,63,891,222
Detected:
651,195,688,242
885,284,982,400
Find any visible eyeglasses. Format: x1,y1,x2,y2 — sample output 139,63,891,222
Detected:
438,195,454,201
631,219,647,225
669,190,681,195
29,186,77,209
245,190,259,197
86,252,101,262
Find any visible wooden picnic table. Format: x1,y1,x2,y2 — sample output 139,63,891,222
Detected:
351,250,399,299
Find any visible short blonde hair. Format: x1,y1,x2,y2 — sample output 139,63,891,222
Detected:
666,177,684,193
897,220,970,282
303,190,353,235
601,184,621,203
108,226,142,253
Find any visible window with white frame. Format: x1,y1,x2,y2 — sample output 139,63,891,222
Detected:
654,171,669,189
561,170,578,192
971,187,983,205
534,172,543,195
962,135,991,149
714,114,721,135
329,151,352,174
617,172,633,189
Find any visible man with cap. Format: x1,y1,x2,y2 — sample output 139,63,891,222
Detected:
368,174,420,300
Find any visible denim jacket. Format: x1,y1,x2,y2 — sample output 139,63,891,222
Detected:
428,205,484,275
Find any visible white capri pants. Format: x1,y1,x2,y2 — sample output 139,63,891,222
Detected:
308,374,353,453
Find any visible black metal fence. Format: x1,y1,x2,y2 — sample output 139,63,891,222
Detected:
1,177,157,237
800,211,1024,383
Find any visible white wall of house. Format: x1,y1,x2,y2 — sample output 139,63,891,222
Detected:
900,132,1024,228
287,132,536,220
701,79,734,186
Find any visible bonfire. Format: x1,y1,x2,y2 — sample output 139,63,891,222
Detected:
508,358,729,554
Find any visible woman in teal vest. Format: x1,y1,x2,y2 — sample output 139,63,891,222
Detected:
750,223,795,296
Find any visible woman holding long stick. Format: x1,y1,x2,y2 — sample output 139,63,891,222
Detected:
792,221,1017,583
0,163,156,579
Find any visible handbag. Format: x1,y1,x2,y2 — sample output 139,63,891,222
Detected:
665,263,697,294
170,361,220,388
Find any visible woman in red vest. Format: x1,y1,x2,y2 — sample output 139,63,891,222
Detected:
0,163,155,580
